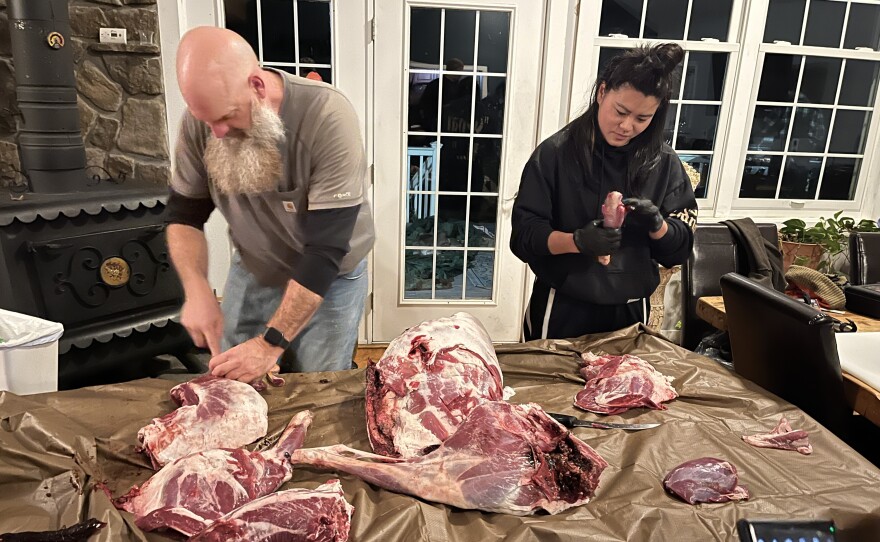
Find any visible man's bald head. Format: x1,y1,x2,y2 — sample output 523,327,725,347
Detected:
177,27,261,132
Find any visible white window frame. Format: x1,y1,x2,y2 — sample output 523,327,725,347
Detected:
572,0,880,222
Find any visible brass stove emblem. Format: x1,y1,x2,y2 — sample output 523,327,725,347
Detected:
100,257,130,287
47,32,65,50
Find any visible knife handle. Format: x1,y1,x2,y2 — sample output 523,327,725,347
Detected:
547,412,577,428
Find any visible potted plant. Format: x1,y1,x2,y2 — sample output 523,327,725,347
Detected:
779,211,880,272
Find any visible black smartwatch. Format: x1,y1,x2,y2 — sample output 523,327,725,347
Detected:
262,326,291,349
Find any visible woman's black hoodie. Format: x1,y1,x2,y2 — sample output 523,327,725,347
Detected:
510,127,698,306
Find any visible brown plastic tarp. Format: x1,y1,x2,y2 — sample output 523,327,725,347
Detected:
1,324,879,541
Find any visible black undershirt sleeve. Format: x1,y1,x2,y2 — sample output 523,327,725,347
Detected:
290,205,360,296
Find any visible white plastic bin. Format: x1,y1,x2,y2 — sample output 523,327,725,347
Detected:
0,309,64,395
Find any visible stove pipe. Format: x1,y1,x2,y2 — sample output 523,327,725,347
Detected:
7,0,89,193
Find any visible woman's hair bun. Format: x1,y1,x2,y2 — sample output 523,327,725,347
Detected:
652,43,685,76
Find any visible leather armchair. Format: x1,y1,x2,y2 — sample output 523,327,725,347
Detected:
680,223,778,350
720,273,851,438
849,231,880,285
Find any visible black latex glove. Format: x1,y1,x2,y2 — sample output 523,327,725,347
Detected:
573,219,622,257
622,197,665,233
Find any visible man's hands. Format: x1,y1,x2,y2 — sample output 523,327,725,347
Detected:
622,197,665,233
573,219,622,257
180,290,224,357
209,337,284,383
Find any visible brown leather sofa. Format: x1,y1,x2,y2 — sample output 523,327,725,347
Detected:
720,272,851,439
849,231,880,285
680,223,779,350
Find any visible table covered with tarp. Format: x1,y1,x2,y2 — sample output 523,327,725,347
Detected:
1,324,879,541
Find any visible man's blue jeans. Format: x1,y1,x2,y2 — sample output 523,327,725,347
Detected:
220,252,368,372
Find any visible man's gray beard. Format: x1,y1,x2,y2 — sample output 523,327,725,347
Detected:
204,100,285,195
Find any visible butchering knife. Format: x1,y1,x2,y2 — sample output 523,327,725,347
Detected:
547,412,660,431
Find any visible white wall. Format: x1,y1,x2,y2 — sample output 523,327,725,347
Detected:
158,0,232,296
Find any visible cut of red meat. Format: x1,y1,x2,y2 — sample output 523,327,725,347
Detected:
742,417,812,455
137,375,269,469
598,191,626,265
188,479,353,542
294,401,608,515
365,312,504,458
115,411,312,537
575,352,678,415
663,457,750,505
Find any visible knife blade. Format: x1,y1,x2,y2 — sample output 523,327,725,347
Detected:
547,412,660,431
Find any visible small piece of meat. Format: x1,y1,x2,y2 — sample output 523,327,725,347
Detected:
116,411,312,537
137,375,269,469
663,457,750,505
598,191,626,265
189,480,353,542
0,519,105,541
742,417,812,455
575,352,678,415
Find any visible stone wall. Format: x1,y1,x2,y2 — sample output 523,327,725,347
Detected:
0,0,169,189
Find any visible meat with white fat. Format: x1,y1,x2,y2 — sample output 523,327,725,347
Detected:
294,401,608,515
189,479,353,542
575,352,678,415
365,312,504,458
137,375,269,469
115,411,312,537
663,457,750,505
742,416,812,455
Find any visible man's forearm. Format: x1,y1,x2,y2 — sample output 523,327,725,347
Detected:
267,279,323,341
167,223,213,297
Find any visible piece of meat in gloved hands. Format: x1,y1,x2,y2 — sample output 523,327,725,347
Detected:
598,191,626,265
663,457,750,505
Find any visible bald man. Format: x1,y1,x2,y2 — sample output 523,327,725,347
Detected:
167,27,374,383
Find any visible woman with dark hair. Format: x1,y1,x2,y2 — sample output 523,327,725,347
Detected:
511,43,697,340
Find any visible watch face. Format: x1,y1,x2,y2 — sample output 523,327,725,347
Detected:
264,327,285,346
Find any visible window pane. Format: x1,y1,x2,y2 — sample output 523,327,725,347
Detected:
819,158,859,200
803,0,845,48
758,54,801,102
436,250,464,299
410,72,440,131
682,52,726,101
407,135,439,190
749,106,792,151
779,156,821,199
261,0,295,62
844,3,880,51
441,76,475,133
788,107,831,153
598,47,628,75
476,76,505,135
644,0,687,40
740,155,783,198
297,0,331,64
464,250,493,300
664,103,678,145
314,67,332,84
406,195,435,246
438,196,467,245
410,8,442,70
828,110,871,154
679,154,712,198
444,9,476,69
764,0,805,44
224,0,259,51
839,60,880,106
437,136,470,192
799,57,841,104
599,0,644,38
688,0,732,41
405,249,434,298
676,105,719,151
478,10,510,73
472,138,501,192
468,196,497,247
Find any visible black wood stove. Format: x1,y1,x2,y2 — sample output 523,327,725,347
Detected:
0,0,194,389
